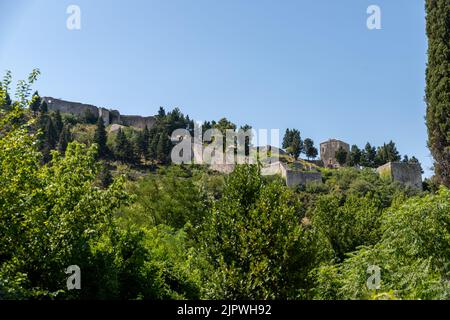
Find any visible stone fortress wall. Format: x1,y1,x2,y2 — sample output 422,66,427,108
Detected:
42,97,156,129
40,96,423,190
376,162,423,190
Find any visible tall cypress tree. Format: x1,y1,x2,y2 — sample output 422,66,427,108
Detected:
156,131,171,164
57,125,71,153
39,116,57,163
425,0,450,187
53,110,64,137
115,129,128,162
94,116,108,158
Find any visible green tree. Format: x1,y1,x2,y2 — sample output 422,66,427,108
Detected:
361,142,376,167
39,100,48,113
425,0,450,187
283,129,303,159
156,131,171,164
375,141,401,165
115,128,130,163
53,110,63,137
138,125,150,160
29,91,41,113
57,124,71,153
37,115,58,163
335,146,348,166
282,129,292,149
304,138,318,160
202,165,321,299
94,116,108,158
349,145,362,167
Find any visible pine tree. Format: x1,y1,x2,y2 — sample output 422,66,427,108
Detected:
29,91,41,113
425,0,450,187
282,129,292,149
94,116,108,158
362,142,376,167
349,145,362,167
304,138,318,160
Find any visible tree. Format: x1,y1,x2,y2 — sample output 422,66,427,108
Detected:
157,106,166,119
202,165,320,299
53,110,63,137
282,129,303,159
114,128,137,163
361,142,376,167
98,162,113,188
2,92,11,110
37,115,58,163
94,116,108,158
147,129,158,160
304,138,318,160
349,145,362,167
240,124,253,157
137,125,150,160
156,131,171,164
39,100,48,113
57,124,71,153
282,129,292,150
335,146,348,167
425,0,450,187
29,91,41,113
375,141,401,166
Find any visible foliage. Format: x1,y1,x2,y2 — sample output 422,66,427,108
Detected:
425,0,450,187
201,165,324,299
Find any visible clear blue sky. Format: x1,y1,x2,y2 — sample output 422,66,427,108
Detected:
0,0,432,176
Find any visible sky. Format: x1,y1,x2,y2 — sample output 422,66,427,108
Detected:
0,0,432,176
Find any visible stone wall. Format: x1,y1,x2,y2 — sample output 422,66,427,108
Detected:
43,97,98,117
42,97,156,129
209,160,322,188
376,162,422,190
121,115,156,130
320,139,350,168
280,162,322,187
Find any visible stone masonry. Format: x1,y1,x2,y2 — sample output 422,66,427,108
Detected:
42,97,156,129
376,162,423,190
320,139,350,168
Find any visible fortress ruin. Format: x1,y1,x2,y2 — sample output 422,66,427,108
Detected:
42,97,156,129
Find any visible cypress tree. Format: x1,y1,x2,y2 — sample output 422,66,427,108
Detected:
57,125,71,153
53,110,64,137
425,0,450,187
40,116,57,163
94,116,108,158
156,131,171,164
115,129,128,162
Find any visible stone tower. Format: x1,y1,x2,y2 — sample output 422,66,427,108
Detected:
320,139,350,168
